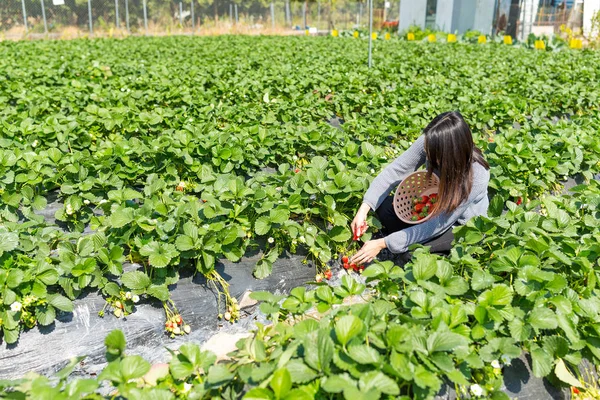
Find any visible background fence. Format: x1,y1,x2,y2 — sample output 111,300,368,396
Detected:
0,0,397,38
0,0,584,40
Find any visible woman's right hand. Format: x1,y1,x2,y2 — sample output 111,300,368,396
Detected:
351,203,371,239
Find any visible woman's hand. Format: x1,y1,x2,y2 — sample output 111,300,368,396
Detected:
351,203,371,239
350,239,387,265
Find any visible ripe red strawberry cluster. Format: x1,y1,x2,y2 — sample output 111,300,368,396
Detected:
411,193,438,221
341,256,365,273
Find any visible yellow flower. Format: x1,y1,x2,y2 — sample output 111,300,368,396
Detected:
407,32,415,41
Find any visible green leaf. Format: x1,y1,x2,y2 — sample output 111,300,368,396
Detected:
105,329,126,359
427,331,469,353
175,235,196,251
359,371,400,395
146,284,169,301
528,307,558,331
317,329,335,374
270,208,290,224
321,375,355,393
47,294,73,312
269,368,292,399
120,355,151,381
254,259,273,279
36,305,56,326
554,359,582,388
255,216,272,236
478,284,512,307
413,365,441,390
0,232,18,253
207,364,234,385
531,347,553,378
335,315,364,346
243,388,274,400
471,270,494,291
347,344,381,364
109,208,135,228
121,271,151,290
285,360,317,384
329,226,351,242
412,255,437,281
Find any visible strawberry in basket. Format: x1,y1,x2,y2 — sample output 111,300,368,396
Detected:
410,193,437,221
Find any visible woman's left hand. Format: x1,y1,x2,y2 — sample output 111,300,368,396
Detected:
349,238,387,265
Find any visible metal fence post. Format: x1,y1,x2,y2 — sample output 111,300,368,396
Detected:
359,2,362,25
302,2,306,28
230,3,233,23
271,2,275,30
125,0,130,32
235,4,238,23
397,0,401,35
21,0,28,32
368,0,373,68
143,0,148,33
40,0,48,34
191,0,195,30
179,1,183,26
88,0,93,34
285,0,291,25
317,1,321,30
115,0,120,28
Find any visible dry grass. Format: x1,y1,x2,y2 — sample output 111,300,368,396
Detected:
0,23,308,42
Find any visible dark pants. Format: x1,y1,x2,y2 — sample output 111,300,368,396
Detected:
375,196,455,255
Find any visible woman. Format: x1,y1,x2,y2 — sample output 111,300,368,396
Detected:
350,111,490,265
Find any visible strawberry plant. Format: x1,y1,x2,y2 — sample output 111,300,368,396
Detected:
1,34,600,369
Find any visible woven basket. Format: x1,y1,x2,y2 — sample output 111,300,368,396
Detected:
393,171,440,224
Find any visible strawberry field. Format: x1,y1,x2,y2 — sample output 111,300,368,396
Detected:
2,35,600,399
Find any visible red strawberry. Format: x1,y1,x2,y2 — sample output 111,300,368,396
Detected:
425,201,433,208
415,203,425,213
421,195,430,203
358,265,365,273
294,168,300,173
516,197,523,205
175,315,183,325
413,197,422,205
350,263,357,271
341,256,349,264
572,387,580,394
324,270,332,280
343,263,350,270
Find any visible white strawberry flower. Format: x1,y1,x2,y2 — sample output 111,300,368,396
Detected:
32,140,39,147
11,302,22,312
83,199,90,205
65,204,75,215
501,354,512,364
125,292,132,300
491,359,502,369
370,169,375,174
267,237,274,244
470,384,484,397
132,295,140,303
299,236,306,243
182,382,192,393
99,199,108,205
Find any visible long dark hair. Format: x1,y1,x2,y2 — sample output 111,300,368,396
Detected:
423,111,489,216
